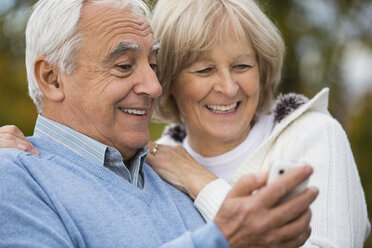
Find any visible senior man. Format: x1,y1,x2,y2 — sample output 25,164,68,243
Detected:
0,0,317,247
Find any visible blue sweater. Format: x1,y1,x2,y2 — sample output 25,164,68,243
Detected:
0,135,229,247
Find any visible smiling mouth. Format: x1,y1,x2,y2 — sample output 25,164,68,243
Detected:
119,108,146,116
205,102,240,114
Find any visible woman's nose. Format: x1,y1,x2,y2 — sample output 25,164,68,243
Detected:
213,71,239,97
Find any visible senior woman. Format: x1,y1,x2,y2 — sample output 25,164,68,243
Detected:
0,0,369,247
145,0,371,247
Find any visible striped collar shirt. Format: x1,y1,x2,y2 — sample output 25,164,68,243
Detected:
34,115,147,188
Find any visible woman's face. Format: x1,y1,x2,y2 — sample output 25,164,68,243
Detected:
171,39,260,156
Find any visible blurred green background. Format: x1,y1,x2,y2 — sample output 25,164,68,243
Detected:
1,0,371,246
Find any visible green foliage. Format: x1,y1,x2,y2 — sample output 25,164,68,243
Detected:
0,0,36,134
348,94,372,247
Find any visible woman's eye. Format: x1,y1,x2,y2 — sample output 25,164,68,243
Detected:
234,64,253,71
234,64,252,70
196,67,213,74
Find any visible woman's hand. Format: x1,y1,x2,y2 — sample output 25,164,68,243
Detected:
146,142,217,200
0,125,39,155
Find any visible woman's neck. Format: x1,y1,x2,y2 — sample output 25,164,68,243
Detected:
186,128,251,157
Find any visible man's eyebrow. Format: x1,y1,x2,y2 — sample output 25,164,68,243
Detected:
105,42,140,62
151,43,160,53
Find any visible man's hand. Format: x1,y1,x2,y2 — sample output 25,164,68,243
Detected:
215,165,318,248
0,125,39,155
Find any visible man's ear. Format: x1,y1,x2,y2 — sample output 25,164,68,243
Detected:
34,56,65,102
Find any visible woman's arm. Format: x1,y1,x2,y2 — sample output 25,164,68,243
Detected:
193,178,232,220
305,116,370,247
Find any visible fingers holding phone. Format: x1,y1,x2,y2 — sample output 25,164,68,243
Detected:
267,160,312,205
214,162,318,247
263,160,319,228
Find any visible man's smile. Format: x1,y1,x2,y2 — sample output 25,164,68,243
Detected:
119,108,147,116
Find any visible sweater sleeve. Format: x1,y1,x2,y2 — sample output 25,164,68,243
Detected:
275,112,370,248
160,221,230,248
194,178,232,221
0,152,74,248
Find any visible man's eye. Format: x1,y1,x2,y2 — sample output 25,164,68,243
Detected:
150,63,158,71
117,64,132,71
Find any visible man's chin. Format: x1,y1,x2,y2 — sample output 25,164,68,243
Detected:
116,133,150,158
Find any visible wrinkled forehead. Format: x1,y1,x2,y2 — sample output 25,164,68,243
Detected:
79,4,155,61
81,3,152,38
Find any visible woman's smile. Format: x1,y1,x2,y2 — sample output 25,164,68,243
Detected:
205,102,240,114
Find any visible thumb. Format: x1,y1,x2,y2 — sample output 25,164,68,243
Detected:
24,142,39,156
30,146,40,156
227,171,267,198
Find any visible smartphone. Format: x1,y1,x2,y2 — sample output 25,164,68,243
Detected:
267,160,309,204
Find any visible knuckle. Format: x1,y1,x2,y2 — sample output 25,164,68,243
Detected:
295,225,311,246
237,174,254,186
274,212,287,226
234,176,246,187
296,219,309,234
243,199,260,214
298,229,311,246
239,202,252,216
254,218,270,234
264,233,278,246
6,125,19,133
307,226,312,236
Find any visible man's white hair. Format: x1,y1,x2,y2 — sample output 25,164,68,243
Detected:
25,0,150,113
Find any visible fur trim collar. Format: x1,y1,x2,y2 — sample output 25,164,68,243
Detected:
162,92,309,143
273,92,308,123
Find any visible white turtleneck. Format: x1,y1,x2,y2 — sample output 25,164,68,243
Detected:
183,114,274,181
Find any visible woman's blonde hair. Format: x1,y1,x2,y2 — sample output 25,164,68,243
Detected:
152,0,285,123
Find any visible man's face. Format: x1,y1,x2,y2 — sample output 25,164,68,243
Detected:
59,3,162,160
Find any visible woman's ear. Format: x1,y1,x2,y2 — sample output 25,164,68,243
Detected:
34,56,65,102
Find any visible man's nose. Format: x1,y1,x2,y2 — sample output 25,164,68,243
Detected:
133,65,162,98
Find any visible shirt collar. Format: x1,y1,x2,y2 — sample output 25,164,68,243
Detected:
34,115,149,187
34,115,150,187
104,146,148,187
34,115,115,165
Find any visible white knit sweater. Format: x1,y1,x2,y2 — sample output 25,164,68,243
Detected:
158,88,371,247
